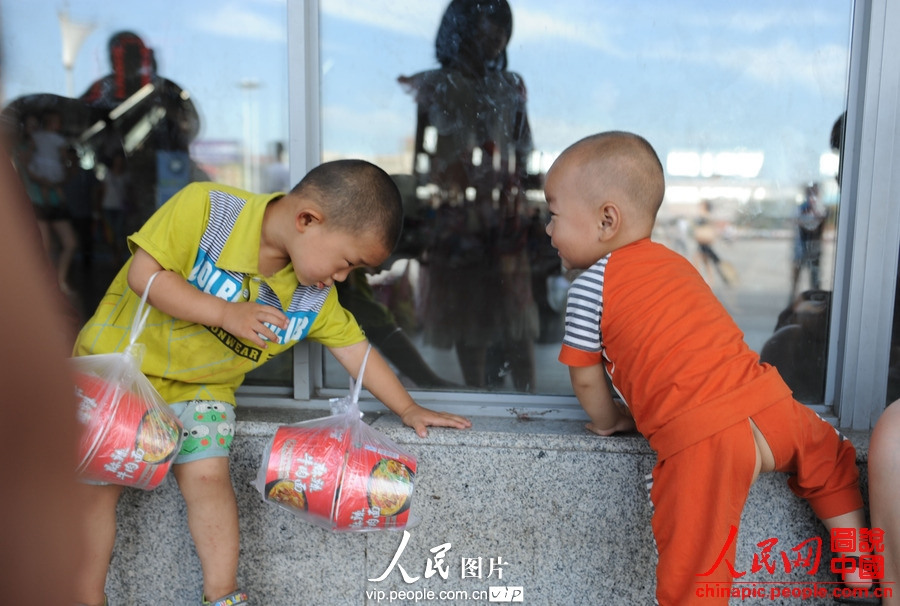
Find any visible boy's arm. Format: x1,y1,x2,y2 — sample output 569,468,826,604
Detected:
569,364,635,436
128,247,287,348
328,340,472,438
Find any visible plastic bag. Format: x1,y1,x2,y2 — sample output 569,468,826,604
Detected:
71,272,183,489
255,345,418,532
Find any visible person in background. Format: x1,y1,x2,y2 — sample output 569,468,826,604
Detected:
692,199,736,287
99,150,131,265
399,0,538,392
80,30,202,232
64,145,101,273
26,108,69,205
336,267,456,388
790,182,827,301
11,110,80,297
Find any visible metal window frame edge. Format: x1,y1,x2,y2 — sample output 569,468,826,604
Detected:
287,0,320,402
830,0,900,429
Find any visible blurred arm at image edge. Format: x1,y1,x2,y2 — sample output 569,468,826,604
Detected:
0,145,84,603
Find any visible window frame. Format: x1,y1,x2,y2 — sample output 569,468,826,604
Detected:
240,0,900,429
829,0,900,429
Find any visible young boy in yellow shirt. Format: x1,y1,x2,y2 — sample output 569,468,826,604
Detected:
73,159,471,606
544,131,871,605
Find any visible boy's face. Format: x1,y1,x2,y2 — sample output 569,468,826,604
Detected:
544,159,604,270
290,224,389,289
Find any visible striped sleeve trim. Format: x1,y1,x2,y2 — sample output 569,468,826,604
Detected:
561,256,608,354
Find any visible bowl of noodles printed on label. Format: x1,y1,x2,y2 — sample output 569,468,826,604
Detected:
74,372,181,489
333,446,417,531
260,425,347,523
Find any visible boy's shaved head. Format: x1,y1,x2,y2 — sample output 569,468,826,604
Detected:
559,131,665,222
292,159,403,251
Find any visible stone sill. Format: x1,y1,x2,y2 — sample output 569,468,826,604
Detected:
102,403,874,605
237,405,871,461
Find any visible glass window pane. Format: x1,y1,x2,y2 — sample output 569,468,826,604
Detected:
1,0,290,387
320,1,853,403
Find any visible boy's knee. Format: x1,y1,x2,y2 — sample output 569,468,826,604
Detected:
173,458,232,489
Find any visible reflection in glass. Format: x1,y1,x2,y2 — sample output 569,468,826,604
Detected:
0,1,289,387
399,0,541,393
320,1,853,402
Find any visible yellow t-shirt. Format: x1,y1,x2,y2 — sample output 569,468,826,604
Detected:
74,182,365,405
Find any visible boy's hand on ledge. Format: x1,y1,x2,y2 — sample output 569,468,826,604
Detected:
586,415,637,437
400,404,472,438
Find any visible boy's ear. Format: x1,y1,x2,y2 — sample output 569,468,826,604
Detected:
294,207,324,233
596,202,621,241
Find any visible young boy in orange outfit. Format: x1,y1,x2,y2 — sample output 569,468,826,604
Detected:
72,159,471,606
543,131,870,605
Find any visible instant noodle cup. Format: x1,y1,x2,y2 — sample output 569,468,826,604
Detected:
74,372,180,489
257,345,418,531
259,425,349,523
332,443,417,531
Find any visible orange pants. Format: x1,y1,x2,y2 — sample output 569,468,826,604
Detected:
649,398,862,606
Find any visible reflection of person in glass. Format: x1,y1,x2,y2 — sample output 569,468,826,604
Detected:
692,199,735,287
790,182,827,300
80,31,202,231
26,109,69,206
8,110,80,297
399,0,538,391
336,267,457,388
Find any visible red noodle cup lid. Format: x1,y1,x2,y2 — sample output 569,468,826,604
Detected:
74,373,180,490
262,425,348,521
333,445,417,531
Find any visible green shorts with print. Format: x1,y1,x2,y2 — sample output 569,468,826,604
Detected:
170,400,236,464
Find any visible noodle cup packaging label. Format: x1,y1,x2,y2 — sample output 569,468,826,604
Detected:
261,426,347,523
333,444,417,531
74,373,180,490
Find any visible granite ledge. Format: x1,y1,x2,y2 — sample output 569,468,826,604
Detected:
234,404,871,461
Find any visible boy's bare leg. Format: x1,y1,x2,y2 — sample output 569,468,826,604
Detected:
869,401,900,605
73,483,124,606
174,458,240,601
821,509,873,588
